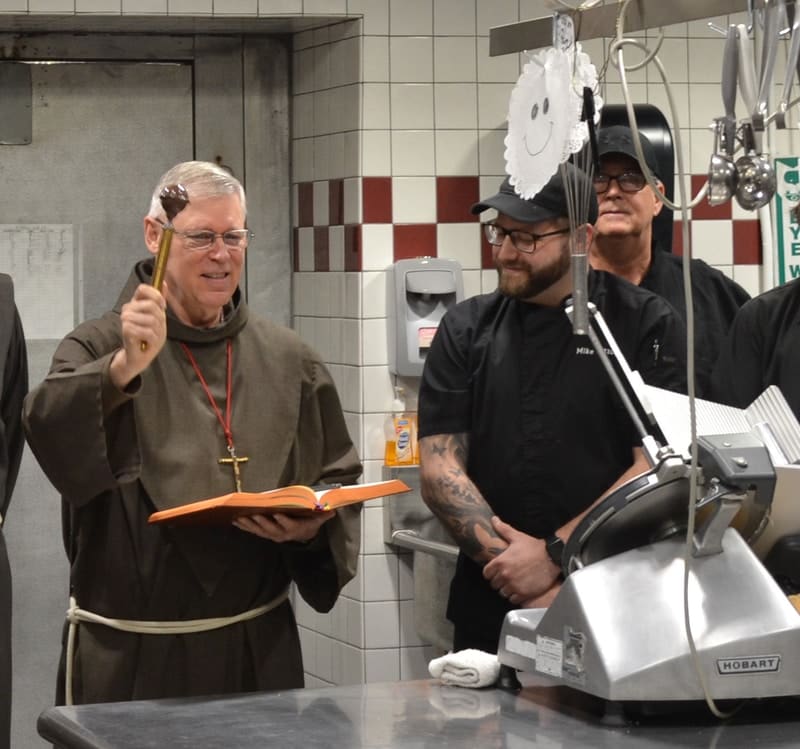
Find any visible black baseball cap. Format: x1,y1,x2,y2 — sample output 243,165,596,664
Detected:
596,124,660,178
471,163,598,225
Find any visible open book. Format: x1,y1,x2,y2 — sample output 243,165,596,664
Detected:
148,479,411,526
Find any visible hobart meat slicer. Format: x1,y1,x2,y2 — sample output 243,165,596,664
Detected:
497,302,800,704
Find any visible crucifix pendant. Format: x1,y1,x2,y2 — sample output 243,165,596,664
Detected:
219,444,249,492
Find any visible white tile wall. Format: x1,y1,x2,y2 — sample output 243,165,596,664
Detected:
435,129,479,175
330,225,346,271
342,317,361,365
29,0,74,10
392,176,436,222
304,0,344,13
476,37,518,82
476,82,512,130
213,0,257,14
390,83,434,129
400,645,434,680
477,0,517,31
76,0,121,10
462,268,483,299
390,130,435,176
433,0,475,36
363,35,390,82
733,264,761,298
344,271,362,318
364,600,401,647
389,36,433,82
363,83,391,130
437,223,481,270
365,648,400,682
434,37,477,82
347,0,388,35
361,224,394,270
296,227,314,271
478,128,508,175
329,132,347,181
361,271,386,317
687,83,720,131
388,0,431,36
362,412,386,461
691,220,734,265
169,0,212,14
258,0,301,12
314,135,332,180
362,130,392,176
433,83,478,129
121,0,166,12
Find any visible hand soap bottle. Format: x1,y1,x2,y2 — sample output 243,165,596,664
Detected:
385,386,416,466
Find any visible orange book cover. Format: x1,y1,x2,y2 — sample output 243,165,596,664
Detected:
148,479,411,526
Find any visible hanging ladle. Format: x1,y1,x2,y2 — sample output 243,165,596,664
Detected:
708,25,739,206
735,121,777,210
733,23,777,211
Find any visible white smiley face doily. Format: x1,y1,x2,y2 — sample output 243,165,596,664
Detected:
504,44,603,199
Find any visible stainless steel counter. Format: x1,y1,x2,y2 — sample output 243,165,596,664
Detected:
37,679,800,748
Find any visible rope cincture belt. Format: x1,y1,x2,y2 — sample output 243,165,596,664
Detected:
64,586,290,706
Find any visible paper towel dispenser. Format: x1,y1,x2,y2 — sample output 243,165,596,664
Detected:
387,257,463,377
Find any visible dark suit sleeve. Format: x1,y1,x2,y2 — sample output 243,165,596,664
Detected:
0,299,28,522
711,302,764,408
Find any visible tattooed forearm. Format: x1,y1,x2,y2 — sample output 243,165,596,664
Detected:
419,433,507,563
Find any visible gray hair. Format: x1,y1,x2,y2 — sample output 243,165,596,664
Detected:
147,161,247,220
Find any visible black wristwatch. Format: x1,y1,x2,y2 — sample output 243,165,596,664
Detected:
545,533,565,567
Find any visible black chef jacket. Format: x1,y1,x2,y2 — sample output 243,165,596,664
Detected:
418,269,687,650
711,277,800,417
641,246,750,398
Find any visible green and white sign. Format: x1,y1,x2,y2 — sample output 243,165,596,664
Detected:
775,156,800,284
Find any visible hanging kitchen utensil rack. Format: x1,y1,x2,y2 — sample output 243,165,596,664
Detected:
489,0,785,56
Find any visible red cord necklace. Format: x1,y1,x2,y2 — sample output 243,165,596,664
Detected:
180,338,248,492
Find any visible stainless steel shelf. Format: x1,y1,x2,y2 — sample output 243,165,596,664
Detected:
489,0,756,56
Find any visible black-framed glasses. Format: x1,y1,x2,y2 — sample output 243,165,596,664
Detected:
482,222,569,254
593,172,647,194
160,221,253,253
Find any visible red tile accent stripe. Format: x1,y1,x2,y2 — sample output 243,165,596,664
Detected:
292,175,764,274
690,175,732,220
393,224,437,261
298,182,314,227
329,178,344,226
363,177,393,224
436,176,480,223
344,224,362,272
733,219,762,265
314,226,330,271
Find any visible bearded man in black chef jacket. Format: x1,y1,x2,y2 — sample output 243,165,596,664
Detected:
418,165,687,653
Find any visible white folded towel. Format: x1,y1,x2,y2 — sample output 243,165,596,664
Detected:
428,648,500,688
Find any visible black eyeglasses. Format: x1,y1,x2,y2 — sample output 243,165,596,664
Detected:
159,221,253,253
593,172,648,194
482,222,569,254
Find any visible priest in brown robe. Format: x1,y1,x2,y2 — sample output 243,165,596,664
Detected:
0,274,28,749
23,161,362,706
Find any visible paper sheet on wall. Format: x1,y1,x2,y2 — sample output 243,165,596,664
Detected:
0,224,75,340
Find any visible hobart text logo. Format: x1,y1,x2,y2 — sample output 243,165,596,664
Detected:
716,655,781,675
